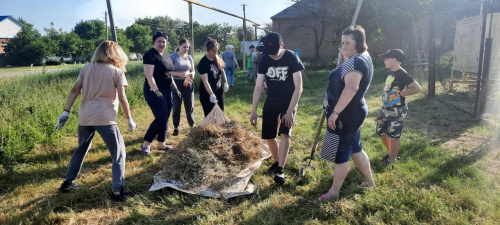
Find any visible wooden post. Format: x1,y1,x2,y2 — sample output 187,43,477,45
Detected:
189,2,194,58
474,0,489,118
242,4,247,70
428,13,436,96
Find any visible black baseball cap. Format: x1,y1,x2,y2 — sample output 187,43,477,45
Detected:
261,32,282,55
256,37,266,52
379,49,406,62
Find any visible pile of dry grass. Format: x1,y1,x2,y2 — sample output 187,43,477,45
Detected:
157,121,268,191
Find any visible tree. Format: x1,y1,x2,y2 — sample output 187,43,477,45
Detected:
43,22,61,60
194,23,234,53
125,24,151,54
74,19,106,41
135,16,181,52
4,19,48,66
281,0,352,59
116,29,132,56
58,32,81,62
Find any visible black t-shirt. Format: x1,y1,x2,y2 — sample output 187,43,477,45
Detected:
143,48,174,88
197,55,223,97
258,49,304,104
381,68,415,107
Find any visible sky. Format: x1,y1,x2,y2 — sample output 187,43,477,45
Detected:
0,0,294,35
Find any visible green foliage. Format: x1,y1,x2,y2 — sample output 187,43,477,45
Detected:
4,21,49,66
74,19,106,41
125,24,151,54
116,29,132,56
0,69,80,169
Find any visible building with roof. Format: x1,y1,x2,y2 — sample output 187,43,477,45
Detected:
271,0,338,59
0,16,24,54
270,0,402,59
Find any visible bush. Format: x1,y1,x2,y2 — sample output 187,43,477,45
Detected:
301,57,339,71
45,60,62,66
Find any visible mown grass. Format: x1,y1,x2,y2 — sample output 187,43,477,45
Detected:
0,63,499,224
0,64,83,74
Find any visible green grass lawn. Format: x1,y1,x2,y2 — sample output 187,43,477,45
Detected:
0,63,499,224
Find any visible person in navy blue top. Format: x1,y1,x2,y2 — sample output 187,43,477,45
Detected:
140,32,175,156
318,25,377,202
250,32,304,184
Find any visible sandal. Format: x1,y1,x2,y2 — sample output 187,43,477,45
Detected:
317,193,339,202
141,145,151,156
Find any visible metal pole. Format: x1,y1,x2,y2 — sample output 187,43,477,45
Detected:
428,13,436,96
106,0,118,43
478,6,494,116
479,37,493,116
351,0,363,26
474,0,489,118
242,4,247,70
189,2,194,58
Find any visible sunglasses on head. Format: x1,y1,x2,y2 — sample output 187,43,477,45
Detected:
153,32,168,40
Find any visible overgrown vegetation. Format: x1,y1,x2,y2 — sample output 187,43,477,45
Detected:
0,64,499,224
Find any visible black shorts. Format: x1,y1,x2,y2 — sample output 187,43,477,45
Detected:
261,102,297,139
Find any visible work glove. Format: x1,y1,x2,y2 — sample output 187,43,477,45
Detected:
210,93,217,103
56,111,70,130
224,83,229,92
154,90,163,100
127,118,136,132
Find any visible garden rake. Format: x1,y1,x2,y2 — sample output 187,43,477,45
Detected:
298,111,326,177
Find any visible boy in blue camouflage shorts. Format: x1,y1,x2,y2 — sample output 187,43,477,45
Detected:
377,49,421,168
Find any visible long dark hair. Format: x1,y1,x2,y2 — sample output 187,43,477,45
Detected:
206,37,224,69
176,39,190,52
342,25,368,53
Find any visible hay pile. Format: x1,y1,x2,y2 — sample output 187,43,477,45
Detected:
157,121,268,191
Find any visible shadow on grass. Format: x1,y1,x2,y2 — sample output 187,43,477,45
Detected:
0,136,145,195
418,134,500,186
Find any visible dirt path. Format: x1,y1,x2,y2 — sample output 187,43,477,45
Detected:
0,67,75,78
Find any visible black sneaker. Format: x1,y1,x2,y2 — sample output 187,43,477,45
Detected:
382,154,400,161
382,159,394,169
173,128,179,136
273,167,285,184
59,181,80,193
110,188,135,202
266,162,279,174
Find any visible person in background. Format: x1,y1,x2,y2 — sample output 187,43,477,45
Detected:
56,40,136,202
377,49,422,168
221,44,239,87
198,37,229,117
250,32,304,184
141,31,175,156
170,39,196,136
318,25,376,201
245,45,256,83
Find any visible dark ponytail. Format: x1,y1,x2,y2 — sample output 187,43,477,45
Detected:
177,39,189,52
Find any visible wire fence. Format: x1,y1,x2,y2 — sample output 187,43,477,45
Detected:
402,1,499,119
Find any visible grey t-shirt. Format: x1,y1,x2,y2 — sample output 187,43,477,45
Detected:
169,52,194,80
